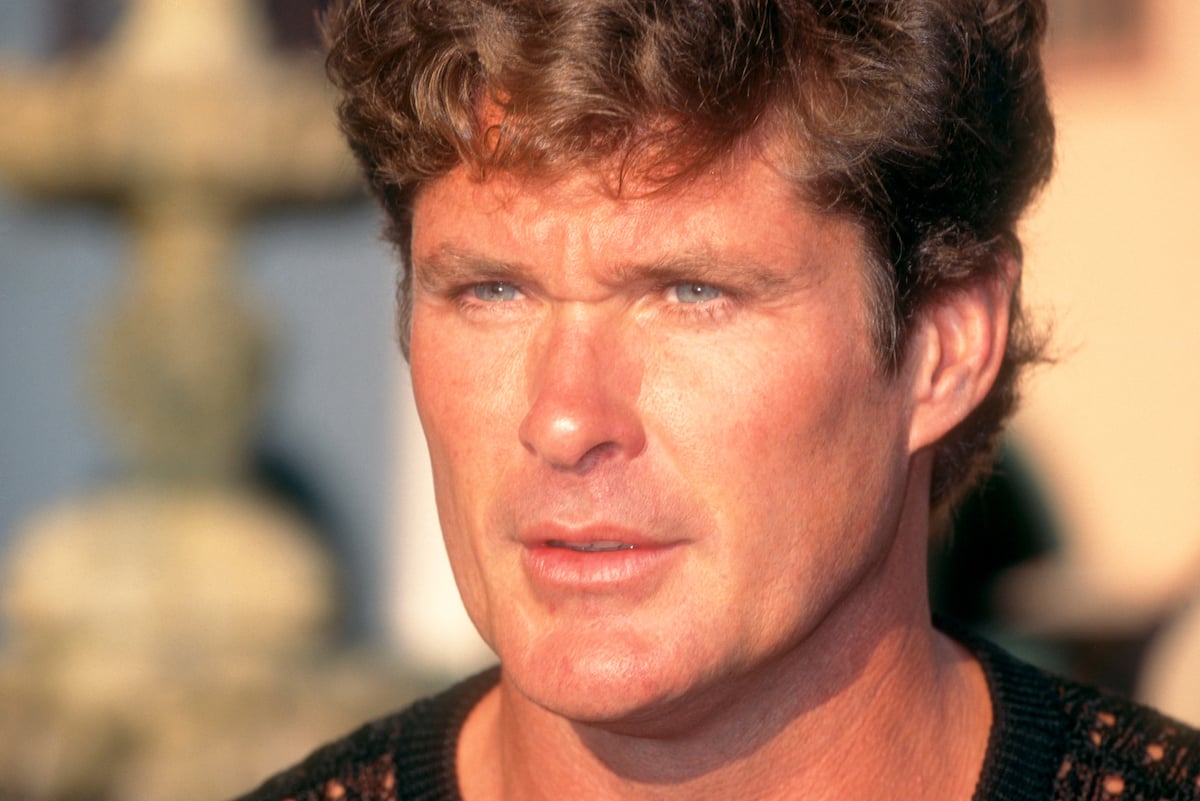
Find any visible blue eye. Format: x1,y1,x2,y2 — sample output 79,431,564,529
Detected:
671,283,722,304
472,282,520,302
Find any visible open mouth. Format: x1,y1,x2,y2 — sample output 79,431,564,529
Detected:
544,540,637,553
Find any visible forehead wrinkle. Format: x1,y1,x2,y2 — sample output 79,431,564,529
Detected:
415,158,854,299
479,180,624,291
416,197,842,302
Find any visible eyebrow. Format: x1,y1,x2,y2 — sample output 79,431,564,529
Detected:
413,244,802,296
412,246,531,292
610,254,797,295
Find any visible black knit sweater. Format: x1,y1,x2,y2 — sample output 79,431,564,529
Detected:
235,634,1200,800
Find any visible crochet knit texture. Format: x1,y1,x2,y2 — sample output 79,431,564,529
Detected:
234,633,1200,801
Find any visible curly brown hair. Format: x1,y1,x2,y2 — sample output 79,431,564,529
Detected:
322,0,1055,510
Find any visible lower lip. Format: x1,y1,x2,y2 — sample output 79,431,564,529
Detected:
521,543,683,593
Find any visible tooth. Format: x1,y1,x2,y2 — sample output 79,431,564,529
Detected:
546,540,635,552
577,541,635,552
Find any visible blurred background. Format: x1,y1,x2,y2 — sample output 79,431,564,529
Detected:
0,0,1198,799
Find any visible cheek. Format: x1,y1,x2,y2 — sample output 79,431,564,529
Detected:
411,313,524,468
409,316,518,640
410,319,490,566
645,328,856,466
644,326,904,539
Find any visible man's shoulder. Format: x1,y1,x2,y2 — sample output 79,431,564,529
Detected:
1050,673,1200,799
963,628,1200,801
231,667,499,801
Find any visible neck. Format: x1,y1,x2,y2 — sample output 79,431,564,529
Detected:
459,470,991,801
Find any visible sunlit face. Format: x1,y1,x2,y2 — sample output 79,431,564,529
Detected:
408,156,921,727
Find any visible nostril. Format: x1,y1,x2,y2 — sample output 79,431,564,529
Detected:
518,390,645,471
568,441,626,474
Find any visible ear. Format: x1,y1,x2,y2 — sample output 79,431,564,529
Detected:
906,256,1017,455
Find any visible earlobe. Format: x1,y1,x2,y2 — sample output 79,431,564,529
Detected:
907,257,1017,454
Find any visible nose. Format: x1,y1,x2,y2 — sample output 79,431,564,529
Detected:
518,309,646,472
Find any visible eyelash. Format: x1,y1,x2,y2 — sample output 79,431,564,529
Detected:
668,282,722,303
449,280,735,323
451,281,526,318
659,282,735,322
471,281,522,303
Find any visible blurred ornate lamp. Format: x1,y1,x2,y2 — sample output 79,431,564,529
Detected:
0,3,405,800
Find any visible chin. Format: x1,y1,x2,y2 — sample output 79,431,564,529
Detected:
500,623,723,731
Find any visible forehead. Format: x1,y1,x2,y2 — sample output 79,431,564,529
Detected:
409,155,864,278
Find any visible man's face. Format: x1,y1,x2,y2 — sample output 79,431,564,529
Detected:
408,156,922,727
